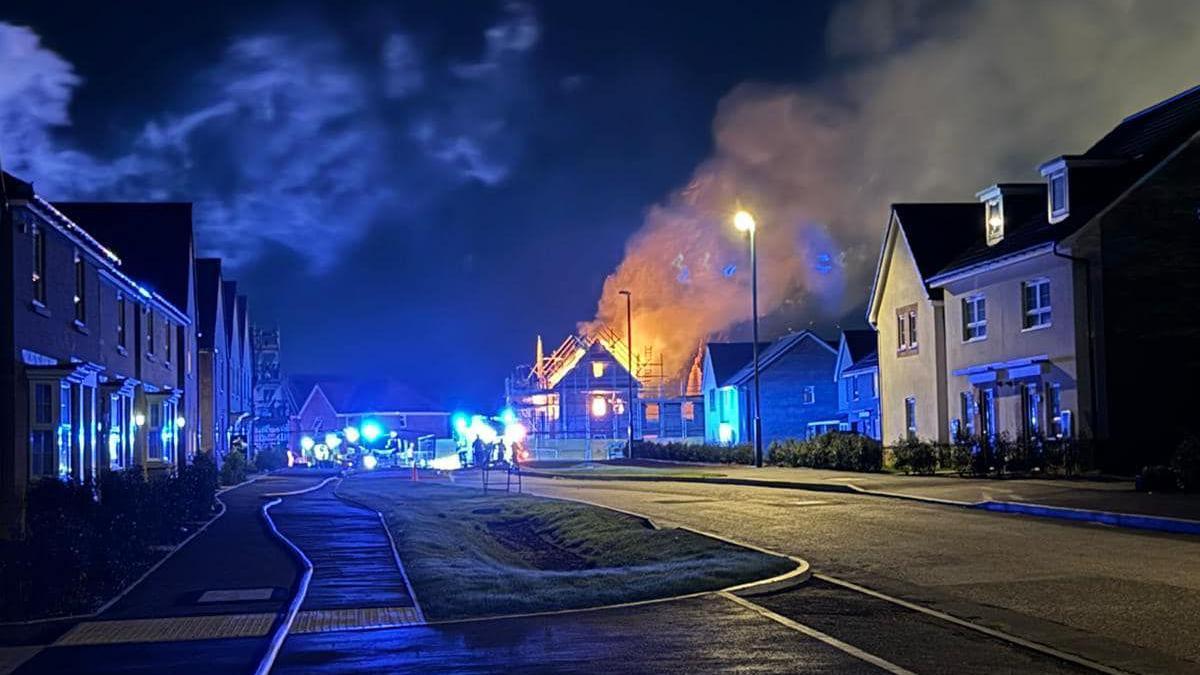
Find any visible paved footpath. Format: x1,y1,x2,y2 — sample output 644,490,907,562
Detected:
12,472,329,675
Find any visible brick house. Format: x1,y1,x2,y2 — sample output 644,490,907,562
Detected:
2,175,193,534
196,259,229,458
701,341,769,445
834,330,881,440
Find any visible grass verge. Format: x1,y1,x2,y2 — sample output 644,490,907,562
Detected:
336,473,794,621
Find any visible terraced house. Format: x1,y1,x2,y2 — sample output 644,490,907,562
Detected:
870,85,1200,469
1,174,195,534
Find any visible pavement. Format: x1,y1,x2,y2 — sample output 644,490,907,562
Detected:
8,472,333,675
523,461,1200,527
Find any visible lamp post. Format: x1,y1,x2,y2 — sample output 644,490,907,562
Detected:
734,210,763,468
618,289,634,459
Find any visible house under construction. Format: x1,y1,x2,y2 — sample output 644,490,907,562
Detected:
505,327,705,459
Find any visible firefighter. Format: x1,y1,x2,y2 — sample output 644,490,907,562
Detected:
471,435,486,467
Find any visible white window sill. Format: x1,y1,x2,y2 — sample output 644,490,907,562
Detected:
73,320,90,335
962,335,987,344
30,301,50,318
1021,323,1052,333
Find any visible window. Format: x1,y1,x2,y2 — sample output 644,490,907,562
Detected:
904,397,917,440
164,322,172,363
31,224,46,304
985,198,1004,245
682,402,695,421
962,295,987,341
58,382,72,479
29,383,55,478
872,372,879,399
852,375,861,401
1022,383,1042,439
959,391,976,437
147,310,156,355
1022,279,1051,329
981,388,997,440
643,402,659,422
148,403,164,461
117,294,127,348
1048,171,1068,221
74,251,86,323
707,392,716,413
844,378,853,402
591,361,606,378
802,386,815,405
1046,383,1063,439
897,305,918,354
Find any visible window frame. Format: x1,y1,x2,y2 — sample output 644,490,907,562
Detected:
802,385,816,405
1022,278,1052,330
985,198,1004,245
961,294,987,342
29,382,56,479
31,223,47,305
904,397,917,440
73,250,87,324
1048,170,1069,223
117,293,127,350
147,309,156,356
896,304,919,355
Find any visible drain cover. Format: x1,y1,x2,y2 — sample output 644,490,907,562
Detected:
197,588,275,603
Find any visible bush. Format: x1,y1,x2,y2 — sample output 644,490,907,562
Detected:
1172,436,1200,493
767,433,883,472
630,441,752,464
220,450,249,486
890,437,939,475
254,447,289,472
3,460,219,621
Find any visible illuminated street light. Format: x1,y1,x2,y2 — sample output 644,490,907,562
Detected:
300,435,315,452
733,208,764,468
175,416,186,429
344,426,361,443
362,454,378,471
361,420,383,442
734,209,757,233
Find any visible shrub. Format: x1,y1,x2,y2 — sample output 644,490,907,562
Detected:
890,437,938,475
630,441,752,464
766,433,883,472
254,447,289,472
220,450,249,485
1172,436,1200,493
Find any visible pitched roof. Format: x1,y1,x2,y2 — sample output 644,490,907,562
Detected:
195,258,223,350
222,280,238,350
1087,84,1200,160
728,331,837,386
842,350,878,375
1,170,33,201
236,295,249,352
839,330,876,365
891,203,984,283
706,342,771,387
293,376,444,414
53,202,195,313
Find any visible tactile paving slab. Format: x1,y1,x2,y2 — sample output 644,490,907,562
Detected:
54,613,276,646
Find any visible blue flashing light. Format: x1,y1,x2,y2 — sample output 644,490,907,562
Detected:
361,420,384,442
499,407,517,426
452,413,469,433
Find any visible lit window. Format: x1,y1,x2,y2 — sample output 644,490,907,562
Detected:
1022,383,1042,439
31,225,46,304
986,198,1004,245
1022,279,1051,329
802,386,815,405
904,397,917,440
74,251,86,323
962,295,987,341
644,402,659,422
852,375,861,401
592,361,606,378
591,396,608,418
682,402,695,421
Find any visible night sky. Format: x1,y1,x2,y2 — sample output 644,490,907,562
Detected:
4,1,1199,411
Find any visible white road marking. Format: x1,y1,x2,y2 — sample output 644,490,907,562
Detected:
718,591,917,675
815,574,1133,675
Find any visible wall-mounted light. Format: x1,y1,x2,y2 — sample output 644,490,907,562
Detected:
133,412,146,427
591,396,608,418
175,416,186,429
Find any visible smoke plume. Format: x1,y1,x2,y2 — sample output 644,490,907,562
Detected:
587,0,1200,380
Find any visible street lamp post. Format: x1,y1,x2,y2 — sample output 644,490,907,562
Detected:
618,290,634,459
734,210,763,468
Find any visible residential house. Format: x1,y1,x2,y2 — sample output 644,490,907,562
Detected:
233,295,254,452
55,201,199,462
922,86,1200,467
289,376,450,451
867,203,982,444
724,330,841,447
195,259,229,457
2,175,192,534
835,330,881,440
701,341,770,445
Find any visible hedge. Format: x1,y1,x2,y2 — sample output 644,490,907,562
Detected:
0,455,217,621
768,433,884,472
630,441,752,464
